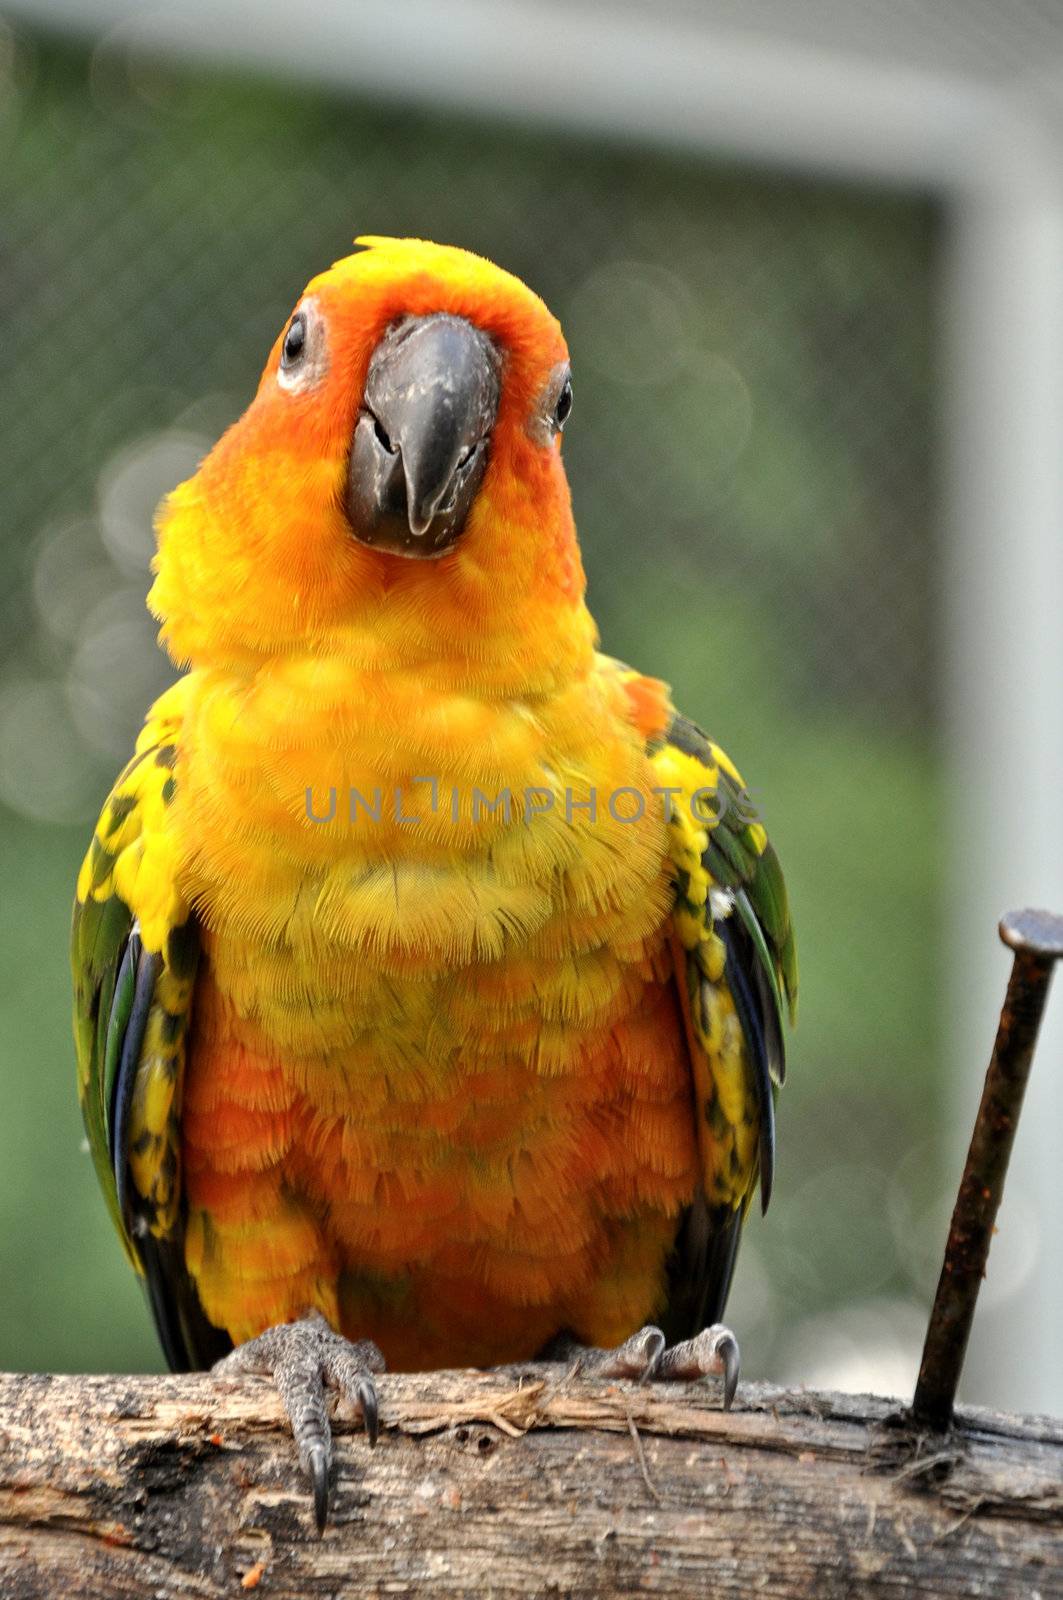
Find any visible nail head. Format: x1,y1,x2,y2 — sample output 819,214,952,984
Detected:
999,908,1063,958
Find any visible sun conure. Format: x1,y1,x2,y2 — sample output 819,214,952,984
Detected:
72,236,797,1529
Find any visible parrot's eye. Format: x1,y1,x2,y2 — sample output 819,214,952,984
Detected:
281,314,307,369
553,376,573,432
277,298,328,394
528,360,573,447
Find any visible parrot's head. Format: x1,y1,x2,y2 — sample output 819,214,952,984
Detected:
150,237,592,685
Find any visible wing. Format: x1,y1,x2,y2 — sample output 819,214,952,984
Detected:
644,698,797,1337
72,678,229,1370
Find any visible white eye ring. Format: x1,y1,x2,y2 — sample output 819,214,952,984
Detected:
527,360,573,446
277,297,328,394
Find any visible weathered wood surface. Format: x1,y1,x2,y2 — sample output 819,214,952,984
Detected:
0,1367,1060,1598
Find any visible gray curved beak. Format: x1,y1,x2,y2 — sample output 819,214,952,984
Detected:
346,314,501,557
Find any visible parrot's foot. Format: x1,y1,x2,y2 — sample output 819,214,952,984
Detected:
545,1322,740,1408
544,1324,666,1382
212,1310,385,1533
655,1325,740,1406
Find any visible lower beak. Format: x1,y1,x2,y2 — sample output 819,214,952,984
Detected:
346,314,501,557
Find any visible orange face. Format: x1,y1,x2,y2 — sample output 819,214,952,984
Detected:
149,237,587,676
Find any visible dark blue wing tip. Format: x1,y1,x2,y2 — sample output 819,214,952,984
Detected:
111,931,162,1232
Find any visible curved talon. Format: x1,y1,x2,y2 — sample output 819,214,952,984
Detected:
308,1442,329,1535
718,1332,740,1409
634,1326,667,1385
358,1378,379,1447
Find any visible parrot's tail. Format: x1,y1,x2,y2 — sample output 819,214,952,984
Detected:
661,1196,745,1342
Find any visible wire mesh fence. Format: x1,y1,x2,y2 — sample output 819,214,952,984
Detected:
0,18,948,1395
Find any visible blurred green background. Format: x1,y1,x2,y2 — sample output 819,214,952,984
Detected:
0,20,946,1391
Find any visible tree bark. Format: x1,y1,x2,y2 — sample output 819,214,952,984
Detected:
0,1367,1060,1598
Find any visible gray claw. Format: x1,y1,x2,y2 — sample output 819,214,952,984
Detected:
358,1378,379,1447
635,1326,667,1384
309,1442,329,1534
719,1332,740,1409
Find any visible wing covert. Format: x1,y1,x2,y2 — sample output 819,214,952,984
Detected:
648,707,797,1332
71,680,228,1368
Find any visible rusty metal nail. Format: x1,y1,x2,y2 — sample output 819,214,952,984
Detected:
910,908,1063,1431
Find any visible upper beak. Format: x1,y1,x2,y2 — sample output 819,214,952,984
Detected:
347,313,501,557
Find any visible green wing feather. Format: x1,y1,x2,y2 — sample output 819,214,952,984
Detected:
71,683,226,1368
73,866,140,1262
648,709,797,1335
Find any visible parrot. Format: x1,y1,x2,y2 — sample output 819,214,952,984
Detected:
72,236,797,1529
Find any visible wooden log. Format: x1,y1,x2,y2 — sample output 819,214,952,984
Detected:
0,1367,1061,1598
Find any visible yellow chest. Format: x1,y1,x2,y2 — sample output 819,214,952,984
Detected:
173,651,673,1026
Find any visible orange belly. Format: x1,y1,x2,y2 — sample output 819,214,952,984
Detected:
180,934,699,1367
